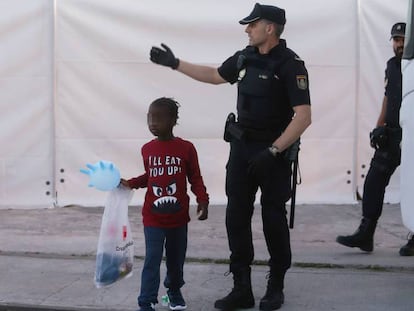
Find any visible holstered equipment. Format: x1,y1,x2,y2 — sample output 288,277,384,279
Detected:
224,112,245,142
370,126,402,150
370,126,388,149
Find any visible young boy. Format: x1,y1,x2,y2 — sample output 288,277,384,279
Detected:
121,97,209,311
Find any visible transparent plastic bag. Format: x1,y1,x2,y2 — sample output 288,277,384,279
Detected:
94,185,134,288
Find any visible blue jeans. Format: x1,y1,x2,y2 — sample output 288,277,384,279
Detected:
138,225,187,307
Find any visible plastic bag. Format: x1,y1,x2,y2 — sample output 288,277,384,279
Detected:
94,185,134,288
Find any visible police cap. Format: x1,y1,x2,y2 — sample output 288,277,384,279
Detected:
390,22,406,39
239,3,286,25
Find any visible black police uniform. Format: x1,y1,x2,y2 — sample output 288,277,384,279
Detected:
362,56,402,220
218,39,311,278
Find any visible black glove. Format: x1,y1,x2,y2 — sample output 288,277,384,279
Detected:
248,148,277,179
150,43,179,69
370,126,388,149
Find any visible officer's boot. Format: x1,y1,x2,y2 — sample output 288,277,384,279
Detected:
336,217,377,252
214,267,255,310
259,270,285,311
399,234,414,256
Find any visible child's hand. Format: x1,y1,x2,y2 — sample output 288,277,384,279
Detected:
197,202,208,220
119,178,130,188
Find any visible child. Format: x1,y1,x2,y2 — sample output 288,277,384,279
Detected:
121,97,209,311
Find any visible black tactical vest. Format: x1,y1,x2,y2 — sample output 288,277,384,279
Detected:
385,57,402,128
236,46,296,132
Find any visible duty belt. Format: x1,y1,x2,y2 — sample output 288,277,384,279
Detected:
242,126,280,142
223,112,281,142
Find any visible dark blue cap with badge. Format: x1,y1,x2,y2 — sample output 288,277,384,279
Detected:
239,3,286,25
390,22,406,39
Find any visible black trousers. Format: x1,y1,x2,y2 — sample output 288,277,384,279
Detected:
225,139,292,275
362,145,401,220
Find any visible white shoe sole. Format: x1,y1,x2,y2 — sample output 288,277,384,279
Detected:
169,305,187,310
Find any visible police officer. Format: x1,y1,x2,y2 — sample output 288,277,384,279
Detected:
337,22,414,256
150,3,311,310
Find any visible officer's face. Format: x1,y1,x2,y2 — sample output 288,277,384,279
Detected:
245,20,273,47
392,36,405,58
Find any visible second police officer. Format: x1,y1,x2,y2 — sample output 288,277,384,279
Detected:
150,3,312,311
337,22,414,257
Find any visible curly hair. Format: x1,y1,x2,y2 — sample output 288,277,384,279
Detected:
151,97,180,123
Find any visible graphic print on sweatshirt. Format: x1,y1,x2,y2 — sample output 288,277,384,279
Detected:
148,155,183,214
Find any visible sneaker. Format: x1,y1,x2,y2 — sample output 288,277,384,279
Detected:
399,233,414,256
167,289,187,310
138,302,155,311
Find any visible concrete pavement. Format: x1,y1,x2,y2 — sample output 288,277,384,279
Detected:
0,203,413,310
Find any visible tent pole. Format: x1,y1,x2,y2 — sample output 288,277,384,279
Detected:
51,0,58,207
353,0,362,202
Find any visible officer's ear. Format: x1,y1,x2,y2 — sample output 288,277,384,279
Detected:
265,22,277,36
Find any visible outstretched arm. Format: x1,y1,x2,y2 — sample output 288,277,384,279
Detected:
176,60,226,84
150,43,226,85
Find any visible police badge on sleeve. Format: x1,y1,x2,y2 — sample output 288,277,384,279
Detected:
238,68,246,81
296,75,308,90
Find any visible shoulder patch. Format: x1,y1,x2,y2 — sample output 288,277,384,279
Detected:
296,75,308,90
238,68,246,81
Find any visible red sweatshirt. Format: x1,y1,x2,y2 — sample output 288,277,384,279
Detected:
127,137,209,228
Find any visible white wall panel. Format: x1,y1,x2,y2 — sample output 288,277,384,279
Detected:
0,0,409,208
0,0,54,208
54,0,361,206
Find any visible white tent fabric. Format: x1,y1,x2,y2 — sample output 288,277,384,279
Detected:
401,52,414,231
0,0,54,208
0,0,409,208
